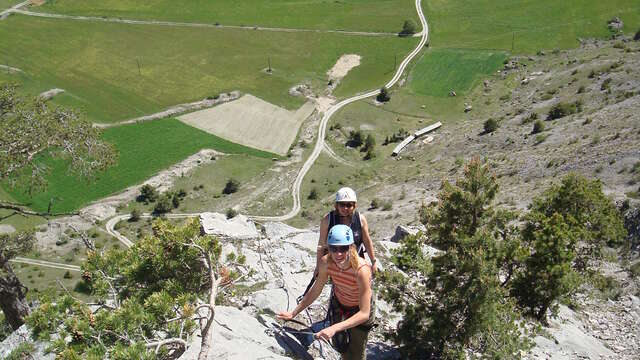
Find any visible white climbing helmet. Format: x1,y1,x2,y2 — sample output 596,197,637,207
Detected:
335,187,357,203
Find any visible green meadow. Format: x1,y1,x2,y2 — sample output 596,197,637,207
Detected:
409,49,506,97
423,0,640,54
2,119,273,213
36,0,419,33
0,15,416,122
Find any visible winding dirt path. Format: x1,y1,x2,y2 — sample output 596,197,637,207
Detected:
103,0,428,243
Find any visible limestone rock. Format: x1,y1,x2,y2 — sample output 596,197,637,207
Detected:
199,212,259,239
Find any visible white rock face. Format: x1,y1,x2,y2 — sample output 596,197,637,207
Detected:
178,306,290,360
200,212,259,239
0,325,54,360
528,305,615,359
0,224,16,234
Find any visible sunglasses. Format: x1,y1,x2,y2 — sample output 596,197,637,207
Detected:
329,245,350,253
337,202,355,209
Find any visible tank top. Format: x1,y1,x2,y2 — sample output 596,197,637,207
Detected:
327,260,369,307
328,210,364,257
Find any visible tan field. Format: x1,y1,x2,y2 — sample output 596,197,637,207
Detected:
178,94,315,156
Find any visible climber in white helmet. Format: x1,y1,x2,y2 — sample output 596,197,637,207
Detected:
316,187,377,273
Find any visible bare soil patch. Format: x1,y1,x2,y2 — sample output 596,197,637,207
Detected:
327,54,361,81
178,94,314,156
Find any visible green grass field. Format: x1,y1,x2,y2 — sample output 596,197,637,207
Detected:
2,119,274,213
0,15,416,122
35,0,419,33
424,0,640,54
409,49,506,97
0,0,20,9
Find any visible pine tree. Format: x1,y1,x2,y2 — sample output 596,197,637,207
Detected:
26,219,247,359
379,158,530,358
513,213,580,323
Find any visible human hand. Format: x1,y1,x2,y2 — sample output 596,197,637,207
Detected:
371,261,378,274
276,311,295,321
315,325,336,341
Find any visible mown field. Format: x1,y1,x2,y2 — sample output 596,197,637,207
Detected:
423,0,640,54
0,0,22,9
35,0,419,33
0,15,416,122
2,119,274,213
409,48,506,97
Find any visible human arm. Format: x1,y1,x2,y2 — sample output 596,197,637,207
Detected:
315,265,372,340
360,214,377,273
276,256,329,321
316,215,329,266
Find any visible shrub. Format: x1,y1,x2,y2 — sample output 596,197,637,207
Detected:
223,178,240,194
635,29,640,41
376,87,391,102
363,134,376,152
153,194,172,214
601,78,612,91
383,128,409,145
370,198,380,209
5,342,36,360
382,200,393,211
379,158,531,358
547,101,582,120
529,173,627,270
347,130,364,148
532,120,545,134
521,112,538,124
483,118,499,133
172,193,180,208
577,85,585,94
399,19,418,36
513,213,580,322
129,207,141,222
63,271,72,279
308,188,319,200
138,184,158,203
363,148,376,160
225,208,238,219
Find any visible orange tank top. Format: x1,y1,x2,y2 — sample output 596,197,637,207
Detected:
327,260,370,307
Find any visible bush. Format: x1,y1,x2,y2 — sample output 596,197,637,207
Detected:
399,19,418,36
635,28,640,41
483,118,499,133
225,208,238,219
363,148,376,161
379,158,531,358
529,173,627,270
383,128,409,145
129,207,141,222
138,184,158,203
153,194,172,214
376,87,391,102
521,112,538,124
601,78,612,91
532,120,545,134
513,213,580,322
363,134,376,153
347,130,364,148
223,178,240,194
63,270,72,279
547,101,582,120
370,198,380,209
308,188,319,200
382,200,393,211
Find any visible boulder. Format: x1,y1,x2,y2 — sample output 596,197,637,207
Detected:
390,225,421,242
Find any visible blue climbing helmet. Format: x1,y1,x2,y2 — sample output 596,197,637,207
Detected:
327,224,354,246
